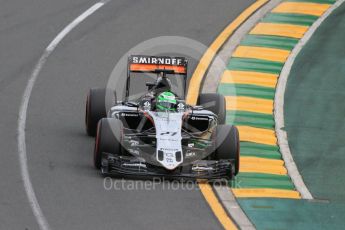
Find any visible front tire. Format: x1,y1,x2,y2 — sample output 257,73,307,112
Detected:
94,118,123,169
197,93,226,124
215,125,240,175
85,88,115,136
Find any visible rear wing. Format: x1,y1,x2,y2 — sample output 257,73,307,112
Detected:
125,55,188,100
128,55,188,74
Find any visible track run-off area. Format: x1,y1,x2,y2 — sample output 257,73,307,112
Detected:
213,0,345,229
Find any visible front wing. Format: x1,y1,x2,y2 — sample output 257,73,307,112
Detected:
101,152,235,180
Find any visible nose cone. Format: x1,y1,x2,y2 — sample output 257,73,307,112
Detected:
156,150,183,170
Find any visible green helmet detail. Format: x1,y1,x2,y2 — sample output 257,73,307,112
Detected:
156,91,176,111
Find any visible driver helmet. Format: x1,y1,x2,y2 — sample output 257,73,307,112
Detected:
156,91,176,111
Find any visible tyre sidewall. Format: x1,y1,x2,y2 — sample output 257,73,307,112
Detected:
86,88,115,136
215,125,240,175
197,93,226,124
94,118,122,169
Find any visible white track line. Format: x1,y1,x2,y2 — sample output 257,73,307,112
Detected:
275,0,345,200
17,1,109,229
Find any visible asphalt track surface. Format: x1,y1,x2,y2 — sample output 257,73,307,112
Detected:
0,0,254,229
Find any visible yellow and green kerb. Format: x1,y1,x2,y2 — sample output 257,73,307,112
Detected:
218,0,335,199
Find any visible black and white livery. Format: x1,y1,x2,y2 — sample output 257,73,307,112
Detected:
85,55,240,180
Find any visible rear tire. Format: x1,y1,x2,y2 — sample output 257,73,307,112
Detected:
85,88,115,136
215,125,240,175
197,93,226,124
94,118,123,169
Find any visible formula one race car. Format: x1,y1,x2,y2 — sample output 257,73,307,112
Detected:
85,55,239,180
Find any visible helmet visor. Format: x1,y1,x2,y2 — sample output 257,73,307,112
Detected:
157,101,175,110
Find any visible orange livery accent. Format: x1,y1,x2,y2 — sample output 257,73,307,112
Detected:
129,64,186,74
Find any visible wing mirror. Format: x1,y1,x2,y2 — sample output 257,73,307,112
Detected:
146,82,155,90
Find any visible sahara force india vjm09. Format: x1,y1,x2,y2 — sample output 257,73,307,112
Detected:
85,55,240,180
